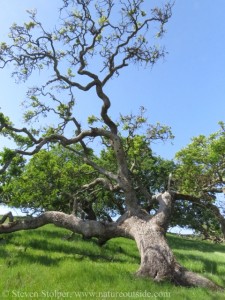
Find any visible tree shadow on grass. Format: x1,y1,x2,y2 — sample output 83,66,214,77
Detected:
4,226,140,265
167,234,225,253
174,252,225,287
176,251,225,272
4,226,69,241
26,239,139,264
6,233,139,265
0,247,8,257
27,227,140,260
5,251,59,267
167,235,225,286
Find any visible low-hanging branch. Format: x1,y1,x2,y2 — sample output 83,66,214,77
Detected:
0,0,223,291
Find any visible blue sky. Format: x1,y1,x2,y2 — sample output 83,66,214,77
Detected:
0,1,225,222
1,1,225,158
0,0,225,159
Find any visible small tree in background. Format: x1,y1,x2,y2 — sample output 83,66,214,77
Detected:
0,0,223,290
173,124,225,240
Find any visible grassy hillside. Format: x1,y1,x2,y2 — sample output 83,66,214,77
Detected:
0,225,225,299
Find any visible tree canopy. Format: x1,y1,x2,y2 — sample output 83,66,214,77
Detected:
172,123,225,240
0,0,224,291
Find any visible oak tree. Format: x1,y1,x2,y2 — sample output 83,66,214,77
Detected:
174,124,225,241
0,0,223,290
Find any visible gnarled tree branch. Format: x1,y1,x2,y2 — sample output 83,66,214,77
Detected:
0,211,131,240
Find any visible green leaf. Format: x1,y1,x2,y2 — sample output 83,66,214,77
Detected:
24,22,36,30
87,115,98,125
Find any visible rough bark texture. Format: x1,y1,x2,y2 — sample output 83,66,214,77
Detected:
173,263,223,290
0,0,222,292
0,212,13,224
0,193,223,291
0,211,129,240
128,217,175,281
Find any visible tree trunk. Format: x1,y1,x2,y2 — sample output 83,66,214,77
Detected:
125,216,223,290
0,194,223,291
131,218,175,281
121,192,224,290
0,212,14,224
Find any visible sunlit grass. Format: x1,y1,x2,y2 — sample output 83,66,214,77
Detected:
0,225,225,299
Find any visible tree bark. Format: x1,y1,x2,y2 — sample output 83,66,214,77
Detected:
120,192,223,290
0,211,129,240
127,216,175,281
131,219,222,290
0,193,223,291
0,212,14,224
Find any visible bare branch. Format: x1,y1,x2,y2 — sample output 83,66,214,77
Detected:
0,212,14,224
150,192,173,230
0,211,131,240
81,177,120,192
65,145,118,181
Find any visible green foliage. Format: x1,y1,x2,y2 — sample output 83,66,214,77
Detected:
119,107,174,142
141,10,147,17
171,201,222,239
0,151,25,195
24,21,36,30
0,0,172,96
1,104,176,219
1,0,222,241
175,124,225,196
1,145,94,214
0,148,15,162
171,124,225,237
67,68,75,77
98,16,108,26
23,111,36,123
0,42,8,50
1,134,174,219
0,112,11,125
87,115,99,125
0,0,174,220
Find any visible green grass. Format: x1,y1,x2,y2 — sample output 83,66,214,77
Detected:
0,225,225,299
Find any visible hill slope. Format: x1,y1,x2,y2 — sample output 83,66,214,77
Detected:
0,225,225,299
